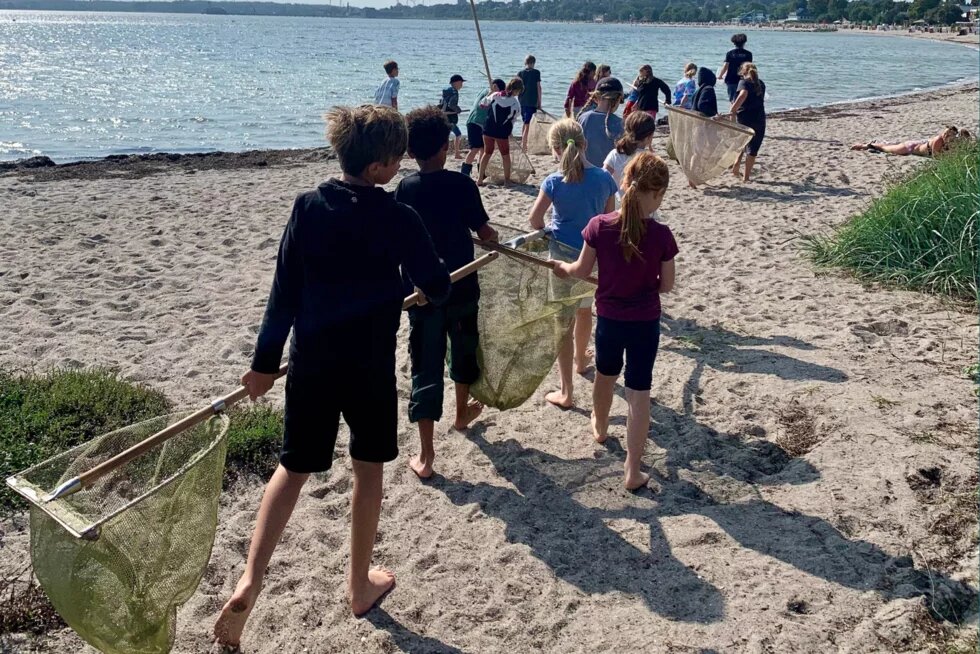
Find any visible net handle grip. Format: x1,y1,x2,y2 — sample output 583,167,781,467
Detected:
402,251,499,309
473,237,598,286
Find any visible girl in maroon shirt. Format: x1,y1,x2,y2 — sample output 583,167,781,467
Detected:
564,61,596,117
552,152,678,491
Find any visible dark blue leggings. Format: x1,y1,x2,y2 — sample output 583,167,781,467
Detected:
594,316,661,391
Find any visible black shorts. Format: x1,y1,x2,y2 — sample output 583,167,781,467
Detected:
466,123,484,150
738,115,766,156
594,316,661,391
281,319,400,472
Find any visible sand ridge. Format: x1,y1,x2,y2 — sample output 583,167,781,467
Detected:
0,84,977,653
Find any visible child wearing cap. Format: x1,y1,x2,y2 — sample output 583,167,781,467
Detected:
577,77,625,168
212,105,451,649
374,60,400,110
395,106,499,480
441,74,466,159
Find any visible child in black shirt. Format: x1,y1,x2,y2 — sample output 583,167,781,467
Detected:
213,105,450,648
395,106,499,479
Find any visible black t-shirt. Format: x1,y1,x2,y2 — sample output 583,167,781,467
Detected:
736,78,766,122
394,170,490,304
517,68,541,108
724,48,753,84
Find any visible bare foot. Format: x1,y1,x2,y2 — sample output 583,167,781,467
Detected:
732,168,741,178
849,143,866,151
477,178,487,187
454,153,463,160
624,470,650,491
545,390,573,409
213,578,260,649
591,412,607,444
688,180,697,189
453,401,484,430
351,567,396,618
409,455,433,480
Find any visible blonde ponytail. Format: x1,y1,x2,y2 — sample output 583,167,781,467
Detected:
739,62,762,96
548,118,587,184
618,152,670,262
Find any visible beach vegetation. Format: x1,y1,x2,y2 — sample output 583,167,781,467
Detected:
0,368,284,512
805,141,978,303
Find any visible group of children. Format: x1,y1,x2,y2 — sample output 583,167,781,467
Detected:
212,48,703,652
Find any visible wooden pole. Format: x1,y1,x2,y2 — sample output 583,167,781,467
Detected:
468,0,493,87
44,254,502,503
473,238,599,286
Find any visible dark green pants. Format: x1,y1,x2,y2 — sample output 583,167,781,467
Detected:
408,300,480,423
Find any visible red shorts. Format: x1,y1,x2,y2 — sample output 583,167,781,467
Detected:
483,135,511,156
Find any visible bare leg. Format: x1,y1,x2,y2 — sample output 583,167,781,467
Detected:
591,371,616,443
213,465,309,648
521,122,531,152
732,152,744,178
349,459,395,617
502,153,512,185
453,382,483,430
545,327,575,408
464,148,482,165
477,148,492,186
743,154,757,181
624,388,651,490
573,308,592,374
409,420,435,479
454,137,462,159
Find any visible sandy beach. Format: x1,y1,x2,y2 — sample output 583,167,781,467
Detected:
1,78,977,653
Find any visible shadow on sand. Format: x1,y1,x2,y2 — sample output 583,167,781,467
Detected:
365,609,470,654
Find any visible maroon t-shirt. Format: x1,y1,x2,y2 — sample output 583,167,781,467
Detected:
582,211,678,321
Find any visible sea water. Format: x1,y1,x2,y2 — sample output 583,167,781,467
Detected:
1,11,976,162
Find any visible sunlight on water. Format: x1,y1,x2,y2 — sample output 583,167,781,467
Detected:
0,11,976,161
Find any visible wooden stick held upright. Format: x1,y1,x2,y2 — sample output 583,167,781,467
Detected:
468,0,493,87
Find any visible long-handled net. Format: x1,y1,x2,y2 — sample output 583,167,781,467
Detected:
471,229,594,409
665,105,755,186
526,110,560,155
4,258,500,654
15,412,230,654
486,145,536,185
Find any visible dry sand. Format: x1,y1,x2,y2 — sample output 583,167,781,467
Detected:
1,81,977,653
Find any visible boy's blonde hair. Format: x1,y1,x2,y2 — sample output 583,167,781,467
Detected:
325,105,407,176
548,118,587,184
619,152,669,262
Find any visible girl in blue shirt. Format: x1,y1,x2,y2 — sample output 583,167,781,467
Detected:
529,118,617,409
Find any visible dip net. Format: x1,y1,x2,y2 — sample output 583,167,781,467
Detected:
471,229,594,409
486,145,535,185
665,105,754,186
526,110,560,155
10,412,229,654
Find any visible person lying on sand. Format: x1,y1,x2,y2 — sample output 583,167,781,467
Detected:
212,105,451,651
394,106,499,480
850,125,972,157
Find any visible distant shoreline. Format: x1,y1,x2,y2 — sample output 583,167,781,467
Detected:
4,83,976,178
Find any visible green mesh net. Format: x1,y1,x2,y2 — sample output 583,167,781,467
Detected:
14,412,229,654
471,230,594,409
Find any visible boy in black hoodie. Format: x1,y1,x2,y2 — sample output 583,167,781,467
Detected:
213,105,451,649
692,67,718,118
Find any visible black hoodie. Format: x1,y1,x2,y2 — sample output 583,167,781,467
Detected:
251,179,451,374
692,67,718,118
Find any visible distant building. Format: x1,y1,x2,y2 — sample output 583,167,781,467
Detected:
735,11,767,23
785,8,811,22
959,2,978,21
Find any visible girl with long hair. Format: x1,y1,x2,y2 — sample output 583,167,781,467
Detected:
552,152,678,490
577,76,626,168
604,111,657,195
565,61,596,117
624,64,671,121
728,62,766,182
528,118,618,409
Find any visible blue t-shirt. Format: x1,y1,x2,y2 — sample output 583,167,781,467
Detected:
577,110,624,168
542,166,618,251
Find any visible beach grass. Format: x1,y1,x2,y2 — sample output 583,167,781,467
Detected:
0,368,283,512
804,142,979,303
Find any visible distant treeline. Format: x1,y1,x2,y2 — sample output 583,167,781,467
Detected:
1,0,968,25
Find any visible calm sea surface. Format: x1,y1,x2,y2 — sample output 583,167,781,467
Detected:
1,11,977,162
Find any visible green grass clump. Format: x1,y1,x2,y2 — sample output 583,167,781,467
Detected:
804,142,979,302
0,368,171,512
224,404,283,482
0,369,286,512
